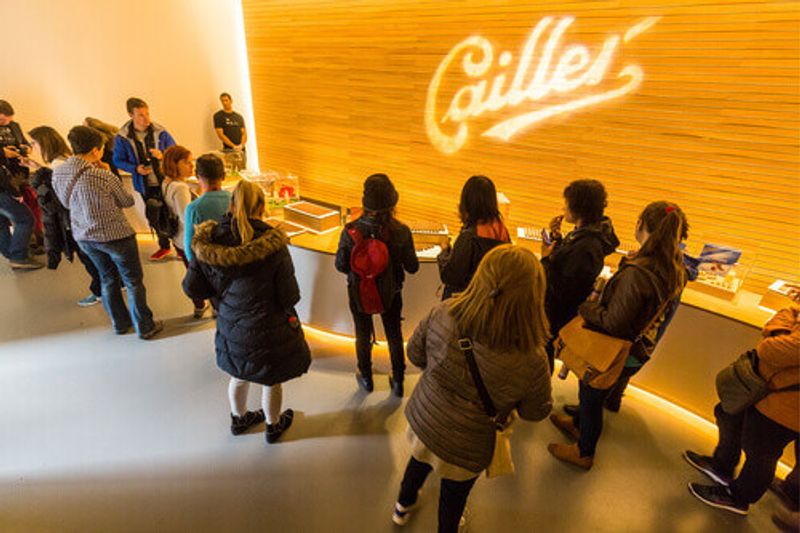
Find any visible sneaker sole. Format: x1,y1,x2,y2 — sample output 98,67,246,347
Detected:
139,322,164,340
687,483,748,516
78,300,100,307
683,452,731,487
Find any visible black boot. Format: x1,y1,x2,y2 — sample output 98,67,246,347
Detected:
389,376,404,398
356,373,374,393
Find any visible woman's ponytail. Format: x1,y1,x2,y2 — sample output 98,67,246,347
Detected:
635,202,688,298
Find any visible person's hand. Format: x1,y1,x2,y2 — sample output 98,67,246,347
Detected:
3,146,20,158
94,161,111,171
137,164,153,175
149,148,163,160
439,235,451,251
20,157,42,170
541,240,557,258
233,145,243,152
549,215,563,239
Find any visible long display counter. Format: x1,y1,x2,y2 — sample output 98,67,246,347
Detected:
287,230,785,457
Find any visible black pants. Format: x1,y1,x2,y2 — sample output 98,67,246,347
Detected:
75,246,102,297
781,439,799,504
713,403,798,505
349,294,405,382
143,187,170,251
397,456,478,533
573,366,640,457
175,246,207,309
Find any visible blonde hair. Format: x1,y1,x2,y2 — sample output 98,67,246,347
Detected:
448,244,549,354
231,179,266,244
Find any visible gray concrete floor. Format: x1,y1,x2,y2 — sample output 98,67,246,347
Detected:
0,242,790,532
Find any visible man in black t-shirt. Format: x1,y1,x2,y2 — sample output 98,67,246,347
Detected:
213,92,247,166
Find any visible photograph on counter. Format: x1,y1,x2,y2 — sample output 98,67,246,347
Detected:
695,244,742,275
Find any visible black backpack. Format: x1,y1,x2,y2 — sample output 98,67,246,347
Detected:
145,181,179,238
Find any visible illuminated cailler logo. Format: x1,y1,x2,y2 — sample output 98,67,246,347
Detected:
425,16,660,154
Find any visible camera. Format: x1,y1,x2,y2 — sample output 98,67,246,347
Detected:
17,145,29,157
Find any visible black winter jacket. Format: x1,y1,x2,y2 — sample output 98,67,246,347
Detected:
335,215,419,308
183,216,311,386
31,167,78,269
541,217,619,335
437,222,510,300
0,122,29,194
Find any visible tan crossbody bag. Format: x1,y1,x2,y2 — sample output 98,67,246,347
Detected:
555,264,669,390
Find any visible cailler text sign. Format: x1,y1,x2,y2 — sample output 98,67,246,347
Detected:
425,16,660,155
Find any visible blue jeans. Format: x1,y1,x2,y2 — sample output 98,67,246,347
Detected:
79,235,155,335
0,191,34,261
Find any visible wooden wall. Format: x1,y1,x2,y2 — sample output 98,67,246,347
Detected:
242,0,799,293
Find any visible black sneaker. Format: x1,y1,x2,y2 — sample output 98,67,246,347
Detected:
688,482,748,515
230,409,265,436
770,477,800,512
356,373,374,393
683,450,733,487
139,320,164,340
266,409,294,443
389,376,404,398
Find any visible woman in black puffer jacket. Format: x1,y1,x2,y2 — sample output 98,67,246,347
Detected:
183,179,311,444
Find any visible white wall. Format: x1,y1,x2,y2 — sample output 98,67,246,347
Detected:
2,0,258,169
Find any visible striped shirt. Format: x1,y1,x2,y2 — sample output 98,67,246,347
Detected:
52,156,135,243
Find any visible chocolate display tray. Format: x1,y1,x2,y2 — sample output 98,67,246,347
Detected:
283,201,340,233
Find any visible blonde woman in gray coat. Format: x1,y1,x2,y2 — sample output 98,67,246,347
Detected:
392,244,553,532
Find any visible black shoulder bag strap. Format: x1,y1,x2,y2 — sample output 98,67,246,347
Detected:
64,165,92,210
458,337,506,430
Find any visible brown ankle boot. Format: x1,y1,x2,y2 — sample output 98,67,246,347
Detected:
548,443,593,470
550,414,580,441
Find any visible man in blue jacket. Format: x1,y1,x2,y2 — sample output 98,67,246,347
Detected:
113,97,176,261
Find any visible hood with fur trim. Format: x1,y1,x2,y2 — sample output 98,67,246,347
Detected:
191,219,289,267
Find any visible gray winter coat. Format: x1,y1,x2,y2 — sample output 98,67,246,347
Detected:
405,303,553,472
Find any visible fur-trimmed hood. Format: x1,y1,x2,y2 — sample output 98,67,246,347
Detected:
191,219,289,267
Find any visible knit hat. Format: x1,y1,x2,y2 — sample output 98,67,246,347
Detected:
362,173,398,212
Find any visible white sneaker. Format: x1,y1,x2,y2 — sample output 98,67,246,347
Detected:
392,501,416,526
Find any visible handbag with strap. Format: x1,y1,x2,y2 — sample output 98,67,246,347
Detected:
716,349,800,415
457,337,515,478
555,264,670,390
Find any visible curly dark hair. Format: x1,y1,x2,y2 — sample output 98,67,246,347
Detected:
563,179,607,224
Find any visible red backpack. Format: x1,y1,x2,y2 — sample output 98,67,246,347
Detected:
348,224,391,314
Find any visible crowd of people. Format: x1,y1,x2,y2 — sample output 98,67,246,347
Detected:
0,94,797,532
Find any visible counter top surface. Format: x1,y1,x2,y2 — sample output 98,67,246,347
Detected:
289,229,773,329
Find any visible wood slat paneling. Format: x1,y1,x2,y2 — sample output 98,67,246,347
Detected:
242,0,800,294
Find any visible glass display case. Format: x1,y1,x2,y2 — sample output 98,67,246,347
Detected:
683,234,757,301
244,169,301,212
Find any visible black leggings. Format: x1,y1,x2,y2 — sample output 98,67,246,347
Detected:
713,403,798,505
397,456,478,533
349,294,405,382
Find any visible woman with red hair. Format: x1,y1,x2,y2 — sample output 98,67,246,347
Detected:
162,145,207,317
